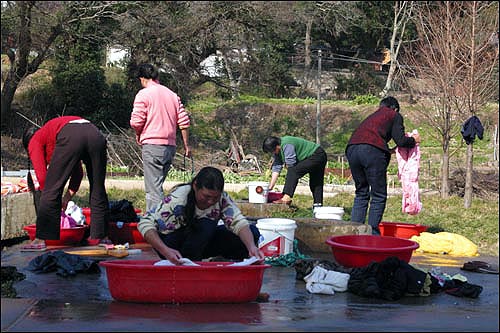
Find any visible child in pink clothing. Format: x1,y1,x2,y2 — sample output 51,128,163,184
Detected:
396,130,422,215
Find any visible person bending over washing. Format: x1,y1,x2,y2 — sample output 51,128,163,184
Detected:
22,116,111,251
137,166,265,265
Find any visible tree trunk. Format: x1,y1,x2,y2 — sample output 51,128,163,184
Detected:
222,52,238,99
381,60,396,97
463,143,474,208
302,18,313,91
0,74,19,131
304,19,312,70
440,149,450,198
380,1,413,97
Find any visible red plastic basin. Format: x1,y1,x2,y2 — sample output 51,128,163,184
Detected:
23,224,88,246
108,222,145,244
325,235,419,268
99,260,271,303
379,221,428,239
82,207,142,225
267,191,284,203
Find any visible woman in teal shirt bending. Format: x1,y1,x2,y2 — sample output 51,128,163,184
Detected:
262,136,327,207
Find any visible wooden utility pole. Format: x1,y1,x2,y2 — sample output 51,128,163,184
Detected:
316,49,322,145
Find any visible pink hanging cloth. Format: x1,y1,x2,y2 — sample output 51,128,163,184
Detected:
396,130,422,215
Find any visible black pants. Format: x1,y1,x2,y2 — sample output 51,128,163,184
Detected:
158,218,261,261
36,123,109,240
283,147,327,204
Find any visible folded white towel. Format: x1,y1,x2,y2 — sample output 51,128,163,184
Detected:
303,265,350,295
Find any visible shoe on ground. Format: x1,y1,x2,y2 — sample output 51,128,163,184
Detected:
272,198,292,205
20,242,47,252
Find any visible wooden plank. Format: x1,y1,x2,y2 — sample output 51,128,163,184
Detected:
64,246,129,258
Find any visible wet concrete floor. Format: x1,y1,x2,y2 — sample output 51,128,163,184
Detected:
1,241,499,332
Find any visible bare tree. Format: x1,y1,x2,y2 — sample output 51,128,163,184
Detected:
0,1,120,131
403,2,498,199
453,1,499,207
402,2,466,198
380,1,415,97
300,1,362,91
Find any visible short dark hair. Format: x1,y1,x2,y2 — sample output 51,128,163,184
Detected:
22,126,38,151
380,96,400,112
192,166,225,192
137,63,159,80
262,136,281,153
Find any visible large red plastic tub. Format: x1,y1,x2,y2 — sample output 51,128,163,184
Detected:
23,224,88,246
100,260,271,303
325,235,419,268
379,221,428,239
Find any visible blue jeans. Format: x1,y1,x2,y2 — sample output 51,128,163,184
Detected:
346,144,390,235
158,218,261,261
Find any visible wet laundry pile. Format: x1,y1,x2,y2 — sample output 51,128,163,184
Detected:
1,266,26,297
27,250,101,277
295,256,484,300
1,172,39,196
108,199,140,222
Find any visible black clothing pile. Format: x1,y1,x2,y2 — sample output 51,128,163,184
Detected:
27,250,100,277
108,199,140,223
1,266,26,297
295,256,483,300
348,256,432,300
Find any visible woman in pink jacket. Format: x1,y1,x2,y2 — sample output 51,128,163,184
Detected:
130,63,191,212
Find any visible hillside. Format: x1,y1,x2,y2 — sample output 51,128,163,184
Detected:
2,97,498,201
1,101,373,173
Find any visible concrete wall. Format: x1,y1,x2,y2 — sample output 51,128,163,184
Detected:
238,201,372,254
1,192,36,240
294,218,371,253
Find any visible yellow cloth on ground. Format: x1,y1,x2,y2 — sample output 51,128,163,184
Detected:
410,232,478,257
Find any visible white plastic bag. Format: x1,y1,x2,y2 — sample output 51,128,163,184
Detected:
65,201,86,225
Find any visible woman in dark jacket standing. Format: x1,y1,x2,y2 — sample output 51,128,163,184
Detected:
345,96,421,235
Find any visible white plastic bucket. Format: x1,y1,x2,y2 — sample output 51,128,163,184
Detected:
256,218,297,256
314,206,344,220
248,181,269,204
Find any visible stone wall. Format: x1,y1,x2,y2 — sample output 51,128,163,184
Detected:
1,192,36,240
294,218,371,253
237,201,372,254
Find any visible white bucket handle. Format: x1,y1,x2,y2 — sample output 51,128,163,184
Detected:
269,228,295,242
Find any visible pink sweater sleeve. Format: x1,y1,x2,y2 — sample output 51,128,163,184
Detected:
177,96,190,129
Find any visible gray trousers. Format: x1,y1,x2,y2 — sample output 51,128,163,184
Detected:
141,144,176,212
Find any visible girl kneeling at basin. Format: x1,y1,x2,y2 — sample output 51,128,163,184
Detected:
138,166,265,265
